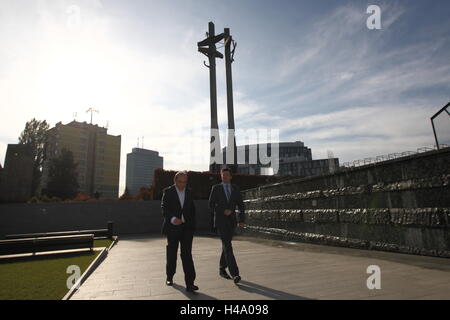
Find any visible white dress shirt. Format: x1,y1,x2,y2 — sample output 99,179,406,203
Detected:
171,186,185,225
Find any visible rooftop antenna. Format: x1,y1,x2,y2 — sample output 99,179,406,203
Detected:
142,136,144,149
73,112,77,121
105,120,109,129
86,107,99,124
137,137,140,148
327,150,336,173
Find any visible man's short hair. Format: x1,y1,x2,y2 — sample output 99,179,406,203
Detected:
220,167,232,175
174,170,188,181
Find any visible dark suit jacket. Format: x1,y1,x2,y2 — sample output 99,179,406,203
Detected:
161,185,196,235
208,183,245,231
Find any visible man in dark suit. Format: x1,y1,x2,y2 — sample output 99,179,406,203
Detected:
208,167,246,284
161,171,198,292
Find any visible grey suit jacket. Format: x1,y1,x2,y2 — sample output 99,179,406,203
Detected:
208,183,245,231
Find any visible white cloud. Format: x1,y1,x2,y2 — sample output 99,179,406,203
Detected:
280,102,437,162
0,1,209,195
249,2,450,164
271,2,435,111
1,0,448,195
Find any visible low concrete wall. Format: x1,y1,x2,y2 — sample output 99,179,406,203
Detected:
0,200,211,238
241,148,450,258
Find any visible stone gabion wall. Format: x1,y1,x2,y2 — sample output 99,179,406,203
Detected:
240,148,450,258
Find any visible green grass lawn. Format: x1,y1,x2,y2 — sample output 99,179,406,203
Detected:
0,239,114,300
0,251,101,300
93,238,113,249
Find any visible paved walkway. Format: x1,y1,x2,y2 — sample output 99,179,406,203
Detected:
70,234,450,300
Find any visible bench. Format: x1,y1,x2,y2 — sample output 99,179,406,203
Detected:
5,221,114,240
0,234,94,256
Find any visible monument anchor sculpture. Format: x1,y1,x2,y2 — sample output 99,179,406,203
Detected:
198,21,238,173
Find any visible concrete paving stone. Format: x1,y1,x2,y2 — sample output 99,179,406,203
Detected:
113,287,152,298
70,234,450,300
71,288,115,299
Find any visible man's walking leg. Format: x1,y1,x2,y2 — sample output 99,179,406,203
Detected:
180,229,196,286
220,234,239,278
219,247,232,279
220,248,227,270
166,234,179,281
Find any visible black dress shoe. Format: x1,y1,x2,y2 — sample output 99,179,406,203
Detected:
220,270,232,279
233,276,241,284
186,285,199,292
166,278,173,286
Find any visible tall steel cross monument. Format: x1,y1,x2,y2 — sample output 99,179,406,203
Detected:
198,21,238,173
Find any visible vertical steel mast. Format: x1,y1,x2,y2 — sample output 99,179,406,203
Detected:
198,22,224,172
224,27,238,173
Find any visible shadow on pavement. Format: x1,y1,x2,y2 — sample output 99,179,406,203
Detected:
172,283,218,300
236,280,314,300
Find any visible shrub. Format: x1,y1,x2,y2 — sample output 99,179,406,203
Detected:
51,196,61,202
135,187,153,201
28,196,39,204
73,192,91,202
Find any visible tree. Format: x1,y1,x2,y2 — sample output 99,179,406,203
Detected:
135,186,152,200
46,148,79,199
18,118,49,196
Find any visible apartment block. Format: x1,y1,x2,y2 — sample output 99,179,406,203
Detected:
41,121,121,198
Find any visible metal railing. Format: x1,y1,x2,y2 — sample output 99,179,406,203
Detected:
431,101,450,150
341,144,449,169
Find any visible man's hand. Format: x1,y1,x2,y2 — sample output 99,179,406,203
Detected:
172,218,183,225
224,209,233,216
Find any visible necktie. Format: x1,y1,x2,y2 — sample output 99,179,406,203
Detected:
225,184,231,201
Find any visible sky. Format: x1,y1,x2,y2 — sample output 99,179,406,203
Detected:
1,0,450,194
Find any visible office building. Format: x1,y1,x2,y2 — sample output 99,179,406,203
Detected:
126,148,163,195
223,140,339,177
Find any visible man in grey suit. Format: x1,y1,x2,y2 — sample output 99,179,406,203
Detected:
208,167,246,284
